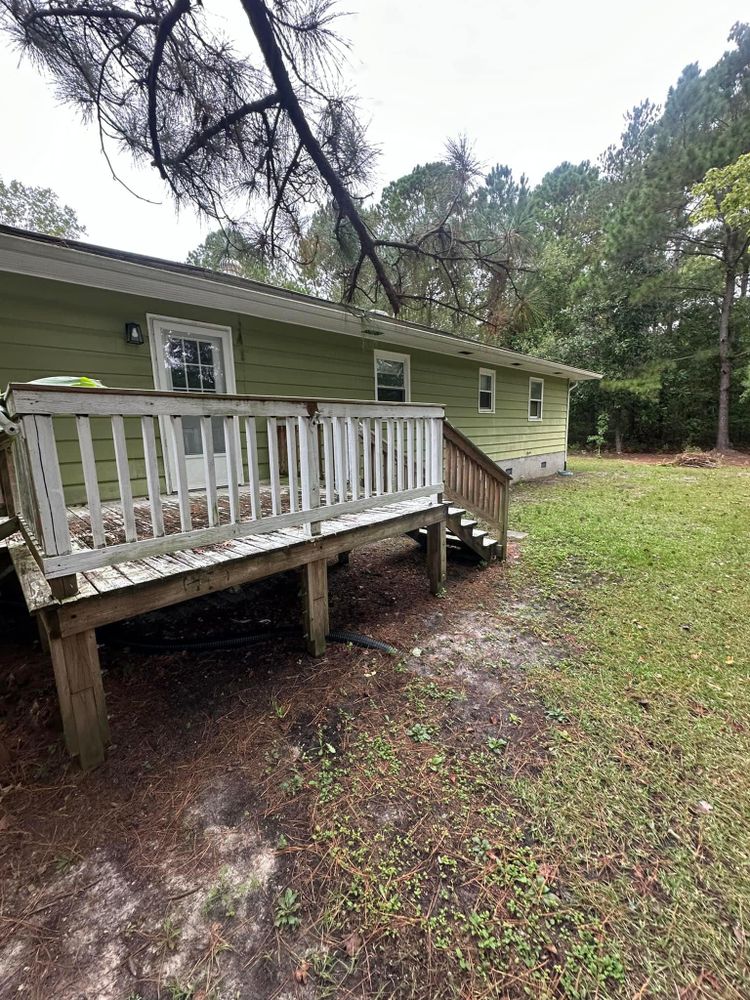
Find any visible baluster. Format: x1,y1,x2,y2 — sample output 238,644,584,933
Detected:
224,415,241,523
386,419,395,494
111,415,137,542
76,415,106,548
245,417,262,520
322,417,334,505
373,418,383,495
406,419,415,490
267,417,282,516
346,416,359,501
396,419,404,492
200,415,219,527
169,415,192,531
285,416,299,513
362,417,372,498
141,416,165,537
334,416,347,503
415,419,424,488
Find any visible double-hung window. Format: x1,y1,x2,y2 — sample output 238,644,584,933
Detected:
374,350,410,402
478,368,495,413
528,377,544,421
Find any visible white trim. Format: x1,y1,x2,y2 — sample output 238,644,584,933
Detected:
146,314,237,392
146,314,238,491
478,367,496,414
374,349,411,403
528,377,544,421
0,229,602,382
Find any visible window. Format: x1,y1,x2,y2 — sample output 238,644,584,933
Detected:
374,350,410,402
478,368,495,413
528,378,544,421
147,314,237,491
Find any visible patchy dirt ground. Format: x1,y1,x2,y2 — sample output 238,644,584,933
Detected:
0,535,592,999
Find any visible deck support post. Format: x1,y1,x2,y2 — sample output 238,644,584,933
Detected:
426,520,447,595
40,611,109,770
49,574,78,600
301,557,329,657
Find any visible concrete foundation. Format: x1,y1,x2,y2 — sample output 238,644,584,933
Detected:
496,450,565,482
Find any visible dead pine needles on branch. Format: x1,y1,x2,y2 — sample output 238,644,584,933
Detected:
0,0,522,328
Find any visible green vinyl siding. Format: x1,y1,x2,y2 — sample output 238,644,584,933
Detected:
0,272,570,503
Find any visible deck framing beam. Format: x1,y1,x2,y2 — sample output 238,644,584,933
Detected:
52,504,448,638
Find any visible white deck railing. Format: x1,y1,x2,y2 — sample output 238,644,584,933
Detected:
1,384,444,586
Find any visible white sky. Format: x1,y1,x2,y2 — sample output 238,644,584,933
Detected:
0,0,746,261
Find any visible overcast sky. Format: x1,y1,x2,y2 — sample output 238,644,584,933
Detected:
0,0,746,262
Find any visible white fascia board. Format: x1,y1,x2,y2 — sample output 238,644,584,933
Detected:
363,318,602,381
0,231,362,339
0,230,602,382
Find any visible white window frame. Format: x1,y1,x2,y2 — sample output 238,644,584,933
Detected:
147,314,237,394
146,314,238,492
478,367,496,414
373,349,411,403
528,377,544,421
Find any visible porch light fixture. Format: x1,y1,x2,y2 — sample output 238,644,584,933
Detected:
124,322,144,345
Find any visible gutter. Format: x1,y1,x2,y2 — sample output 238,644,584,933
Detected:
0,226,602,383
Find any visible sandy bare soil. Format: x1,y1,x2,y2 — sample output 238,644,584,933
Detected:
1,535,558,999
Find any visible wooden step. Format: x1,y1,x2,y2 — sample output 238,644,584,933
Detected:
407,507,501,565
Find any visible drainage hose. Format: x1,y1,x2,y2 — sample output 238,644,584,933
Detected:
102,626,399,656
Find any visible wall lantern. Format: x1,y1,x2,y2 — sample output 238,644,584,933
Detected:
124,322,144,345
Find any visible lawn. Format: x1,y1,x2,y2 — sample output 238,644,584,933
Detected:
507,458,750,998
0,457,748,999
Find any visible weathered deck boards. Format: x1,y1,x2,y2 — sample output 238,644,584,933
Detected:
9,486,442,613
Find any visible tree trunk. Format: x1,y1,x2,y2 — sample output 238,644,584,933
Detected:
716,261,736,452
614,417,624,455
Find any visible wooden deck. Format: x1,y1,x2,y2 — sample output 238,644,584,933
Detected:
5,486,447,772
9,487,444,615
0,384,512,771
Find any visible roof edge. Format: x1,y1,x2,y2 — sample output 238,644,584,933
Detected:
0,225,602,382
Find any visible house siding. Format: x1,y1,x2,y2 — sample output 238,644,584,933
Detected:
0,272,569,503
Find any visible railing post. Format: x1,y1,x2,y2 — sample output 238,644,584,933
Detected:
299,406,322,536
431,417,443,502
499,480,510,561
23,415,77,597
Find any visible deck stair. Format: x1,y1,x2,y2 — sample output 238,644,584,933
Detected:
412,421,512,563
409,505,501,562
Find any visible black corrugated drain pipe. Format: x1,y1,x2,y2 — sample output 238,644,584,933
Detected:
101,627,399,656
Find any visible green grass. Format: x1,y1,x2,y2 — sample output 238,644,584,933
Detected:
508,458,750,997
267,458,750,998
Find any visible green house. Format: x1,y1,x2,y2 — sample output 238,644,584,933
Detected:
0,224,600,505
